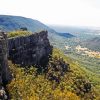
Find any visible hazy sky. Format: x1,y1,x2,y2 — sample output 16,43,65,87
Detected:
0,0,100,27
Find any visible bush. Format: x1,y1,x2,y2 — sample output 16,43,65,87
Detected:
7,49,98,99
8,30,32,38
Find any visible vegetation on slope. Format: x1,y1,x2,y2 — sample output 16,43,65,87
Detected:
8,30,32,38
6,49,99,100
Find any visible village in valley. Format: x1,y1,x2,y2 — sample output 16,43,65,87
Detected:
65,45,100,58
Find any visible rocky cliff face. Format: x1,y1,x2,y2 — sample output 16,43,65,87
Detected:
0,31,10,99
0,30,52,83
8,30,52,68
0,31,10,84
0,30,52,99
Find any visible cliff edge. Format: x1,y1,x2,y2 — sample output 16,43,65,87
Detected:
8,30,53,68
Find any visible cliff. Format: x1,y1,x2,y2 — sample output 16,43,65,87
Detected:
0,30,52,99
0,30,52,81
0,31,10,99
0,31,11,84
8,30,52,67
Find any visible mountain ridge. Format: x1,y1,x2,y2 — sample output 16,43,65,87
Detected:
0,15,74,40
0,15,55,32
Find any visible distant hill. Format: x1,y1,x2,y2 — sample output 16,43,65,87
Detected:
0,15,74,40
49,25,100,35
82,37,100,51
0,15,56,33
0,15,75,51
56,32,74,38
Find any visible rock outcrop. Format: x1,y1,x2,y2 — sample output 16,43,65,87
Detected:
0,31,10,99
0,30,52,83
8,30,52,67
0,30,52,99
0,31,10,84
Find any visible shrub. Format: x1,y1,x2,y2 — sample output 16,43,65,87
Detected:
8,30,32,38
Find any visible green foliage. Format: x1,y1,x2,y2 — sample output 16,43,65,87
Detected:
8,30,32,38
7,49,99,100
7,61,79,100
47,56,70,83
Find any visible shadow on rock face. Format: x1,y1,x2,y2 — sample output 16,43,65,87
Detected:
8,30,53,72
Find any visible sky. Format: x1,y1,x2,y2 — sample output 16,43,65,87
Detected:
0,0,100,27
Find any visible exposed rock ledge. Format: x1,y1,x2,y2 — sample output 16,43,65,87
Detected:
0,31,10,99
8,30,53,67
